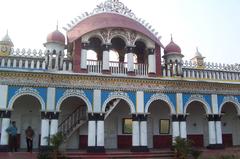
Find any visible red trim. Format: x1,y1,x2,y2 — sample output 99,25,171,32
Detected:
79,135,88,149
117,135,132,149
155,44,161,77
187,134,204,147
73,38,81,73
153,135,172,148
222,134,232,147
127,71,136,76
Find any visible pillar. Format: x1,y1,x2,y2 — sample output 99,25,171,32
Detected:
50,112,59,137
80,42,89,72
126,46,135,76
0,111,11,151
139,115,148,152
96,114,105,152
207,115,217,145
215,120,223,145
131,114,140,151
179,115,187,139
172,114,180,144
102,44,111,74
147,48,156,76
87,114,96,152
40,113,50,149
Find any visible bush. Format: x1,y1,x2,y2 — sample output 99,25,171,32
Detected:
191,148,202,159
173,136,192,159
37,151,52,159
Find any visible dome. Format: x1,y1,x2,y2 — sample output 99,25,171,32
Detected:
0,32,14,47
194,47,203,58
47,29,65,45
164,38,181,54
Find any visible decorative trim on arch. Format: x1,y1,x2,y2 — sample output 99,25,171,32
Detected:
183,94,211,114
56,89,92,112
219,96,240,115
8,87,45,111
101,91,135,113
145,93,176,114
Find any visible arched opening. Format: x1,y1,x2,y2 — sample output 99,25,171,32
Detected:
10,95,41,150
147,100,172,149
87,37,102,61
104,98,132,149
110,37,126,63
58,96,88,150
134,40,147,64
186,101,208,147
221,102,240,147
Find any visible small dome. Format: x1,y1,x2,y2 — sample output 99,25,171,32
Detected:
194,47,203,58
47,29,65,45
164,36,181,54
0,32,14,47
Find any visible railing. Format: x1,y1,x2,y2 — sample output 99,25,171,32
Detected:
134,63,148,76
109,61,127,75
87,60,102,74
58,106,87,136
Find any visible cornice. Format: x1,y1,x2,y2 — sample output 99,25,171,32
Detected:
0,71,239,95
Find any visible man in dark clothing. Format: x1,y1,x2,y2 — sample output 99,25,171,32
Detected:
6,121,18,152
25,126,35,152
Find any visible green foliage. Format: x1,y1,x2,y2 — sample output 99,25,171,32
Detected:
173,136,192,159
49,132,65,150
191,148,202,159
218,155,238,159
37,151,52,159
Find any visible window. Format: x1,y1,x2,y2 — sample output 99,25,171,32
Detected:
159,119,170,134
122,118,132,134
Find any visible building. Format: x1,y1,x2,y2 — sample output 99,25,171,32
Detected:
0,0,239,152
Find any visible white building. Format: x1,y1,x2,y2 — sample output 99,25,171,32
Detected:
0,0,239,152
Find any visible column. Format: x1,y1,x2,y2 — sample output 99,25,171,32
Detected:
80,42,89,72
215,115,223,148
139,115,148,151
172,114,180,144
50,112,59,137
179,115,187,139
96,114,105,152
126,46,135,75
102,44,111,74
207,115,217,146
0,111,11,151
87,114,96,152
131,114,140,151
40,113,50,149
147,48,156,76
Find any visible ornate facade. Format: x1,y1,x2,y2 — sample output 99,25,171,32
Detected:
0,0,239,152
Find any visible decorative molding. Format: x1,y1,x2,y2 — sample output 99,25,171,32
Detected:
219,96,240,114
145,93,176,114
8,87,45,111
183,94,211,114
102,91,135,113
56,89,92,112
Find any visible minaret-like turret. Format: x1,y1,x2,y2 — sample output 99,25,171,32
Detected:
44,25,65,70
163,35,184,76
191,47,205,68
0,30,14,56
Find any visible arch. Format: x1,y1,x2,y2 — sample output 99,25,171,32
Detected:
110,34,128,46
8,87,45,111
56,89,92,112
145,93,176,114
219,96,240,115
101,92,135,113
184,95,211,114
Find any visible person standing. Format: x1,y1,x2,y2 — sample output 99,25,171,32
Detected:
6,121,18,152
25,126,35,152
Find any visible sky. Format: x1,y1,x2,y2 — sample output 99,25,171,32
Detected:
0,0,239,64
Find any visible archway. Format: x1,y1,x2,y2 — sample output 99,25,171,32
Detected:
221,102,240,147
134,40,147,64
58,96,88,150
147,100,173,148
186,101,208,147
10,95,41,150
104,98,133,149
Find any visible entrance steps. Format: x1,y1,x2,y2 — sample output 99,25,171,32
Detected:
61,150,175,158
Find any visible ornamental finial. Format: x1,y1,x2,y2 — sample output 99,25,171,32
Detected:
171,34,173,42
56,20,59,30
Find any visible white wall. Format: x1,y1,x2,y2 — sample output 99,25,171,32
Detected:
148,100,171,148
11,95,41,149
104,99,131,149
221,104,240,145
186,101,209,147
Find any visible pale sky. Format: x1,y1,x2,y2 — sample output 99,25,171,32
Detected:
0,0,239,64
